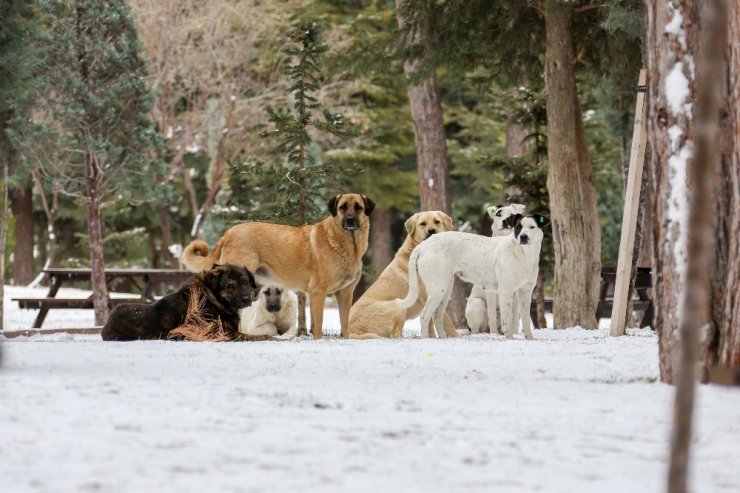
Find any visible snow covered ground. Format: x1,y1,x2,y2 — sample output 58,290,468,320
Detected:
2,285,739,493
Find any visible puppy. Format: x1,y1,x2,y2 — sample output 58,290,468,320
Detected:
465,203,525,334
181,193,374,339
348,211,457,339
396,213,548,339
239,286,298,339
101,264,259,341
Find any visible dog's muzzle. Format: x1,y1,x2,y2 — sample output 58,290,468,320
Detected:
240,296,253,307
343,215,358,230
519,234,529,245
425,228,437,239
266,303,282,313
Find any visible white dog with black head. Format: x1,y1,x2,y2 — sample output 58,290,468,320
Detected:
396,213,549,339
239,286,298,339
465,203,525,334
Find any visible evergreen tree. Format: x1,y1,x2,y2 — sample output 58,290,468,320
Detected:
0,0,44,331
37,0,163,324
229,21,357,332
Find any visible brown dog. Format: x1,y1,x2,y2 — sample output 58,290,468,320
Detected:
348,210,458,339
181,193,374,339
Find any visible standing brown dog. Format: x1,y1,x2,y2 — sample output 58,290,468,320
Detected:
181,193,374,339
348,211,458,338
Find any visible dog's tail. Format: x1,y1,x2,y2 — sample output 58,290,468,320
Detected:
181,239,223,273
395,247,421,310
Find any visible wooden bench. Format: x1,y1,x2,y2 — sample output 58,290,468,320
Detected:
13,268,193,328
529,267,653,329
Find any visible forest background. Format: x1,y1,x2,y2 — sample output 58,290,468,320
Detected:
1,0,642,300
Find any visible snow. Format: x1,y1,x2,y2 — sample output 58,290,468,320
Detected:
665,62,691,116
2,286,739,493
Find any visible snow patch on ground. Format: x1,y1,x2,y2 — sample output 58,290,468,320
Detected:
1,287,738,492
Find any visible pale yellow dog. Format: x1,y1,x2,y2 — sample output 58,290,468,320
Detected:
348,211,458,339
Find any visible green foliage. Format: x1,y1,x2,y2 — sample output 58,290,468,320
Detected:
229,21,358,225
37,0,165,202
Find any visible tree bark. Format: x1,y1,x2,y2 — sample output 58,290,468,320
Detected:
544,1,601,329
0,157,8,332
667,2,724,491
86,152,110,326
645,0,699,383
705,0,740,371
369,206,393,284
396,0,465,328
10,183,34,285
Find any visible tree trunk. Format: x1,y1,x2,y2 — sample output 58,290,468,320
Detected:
705,0,740,371
395,0,464,329
0,157,8,332
667,2,725,492
645,0,699,383
370,206,393,283
158,205,176,268
544,1,601,330
10,183,34,285
86,152,110,326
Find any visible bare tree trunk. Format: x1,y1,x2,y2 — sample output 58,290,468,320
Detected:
86,152,110,326
158,205,176,267
29,170,57,288
0,157,8,332
705,0,740,371
10,183,34,285
646,0,699,382
370,206,393,284
667,2,724,492
544,1,601,330
395,0,465,328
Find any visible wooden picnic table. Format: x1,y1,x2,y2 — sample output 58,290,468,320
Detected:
13,268,194,328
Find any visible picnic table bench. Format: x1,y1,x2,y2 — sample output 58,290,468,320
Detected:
13,268,194,328
529,267,653,329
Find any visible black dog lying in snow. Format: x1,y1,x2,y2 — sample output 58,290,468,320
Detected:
101,264,260,341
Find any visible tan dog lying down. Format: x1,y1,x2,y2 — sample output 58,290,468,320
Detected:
182,193,374,339
348,211,458,339
239,286,298,339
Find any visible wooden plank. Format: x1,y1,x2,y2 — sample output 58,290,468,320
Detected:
14,297,148,310
611,69,649,336
1,327,101,338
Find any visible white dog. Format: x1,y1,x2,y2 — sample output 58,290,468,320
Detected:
465,203,525,333
239,286,298,339
397,214,549,339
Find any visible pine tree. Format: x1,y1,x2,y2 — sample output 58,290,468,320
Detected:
37,0,163,325
0,0,44,331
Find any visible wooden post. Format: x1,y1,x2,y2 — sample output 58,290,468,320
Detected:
611,69,648,337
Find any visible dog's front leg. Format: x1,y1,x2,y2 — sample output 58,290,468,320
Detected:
519,286,535,340
309,291,327,339
498,291,515,339
335,283,356,339
485,289,499,336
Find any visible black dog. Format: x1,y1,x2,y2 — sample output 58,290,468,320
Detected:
101,264,260,341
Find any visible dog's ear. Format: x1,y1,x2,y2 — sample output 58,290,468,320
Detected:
512,203,526,214
242,266,258,289
327,194,341,216
362,195,375,216
204,266,224,292
404,213,418,236
532,214,550,229
441,212,454,231
487,204,504,218
503,213,522,230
